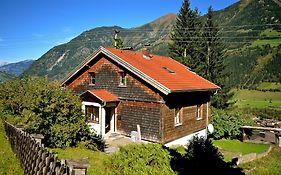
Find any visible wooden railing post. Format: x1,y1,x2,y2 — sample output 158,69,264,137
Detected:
65,159,89,175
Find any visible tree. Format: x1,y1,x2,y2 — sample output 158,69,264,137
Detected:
168,0,201,69
200,7,232,108
112,29,124,49
0,77,92,148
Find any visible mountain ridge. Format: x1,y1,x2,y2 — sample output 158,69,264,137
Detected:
24,0,281,87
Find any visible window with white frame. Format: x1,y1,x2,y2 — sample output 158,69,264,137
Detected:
196,104,203,120
119,72,127,86
89,72,95,85
174,108,182,126
85,105,99,123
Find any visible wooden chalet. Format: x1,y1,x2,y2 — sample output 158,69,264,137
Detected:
62,46,220,146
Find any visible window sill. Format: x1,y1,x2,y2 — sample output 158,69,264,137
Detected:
174,123,182,127
89,83,95,86
196,118,203,121
118,85,127,88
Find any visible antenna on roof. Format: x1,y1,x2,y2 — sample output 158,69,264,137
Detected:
113,29,120,48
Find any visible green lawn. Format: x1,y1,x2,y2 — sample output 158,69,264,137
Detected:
212,139,269,156
0,122,24,175
240,147,281,175
51,147,109,175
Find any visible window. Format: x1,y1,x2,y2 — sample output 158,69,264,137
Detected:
119,72,127,86
89,72,95,85
196,104,203,120
174,108,182,126
85,105,99,123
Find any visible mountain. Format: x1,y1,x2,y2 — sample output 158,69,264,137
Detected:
24,0,281,88
24,14,176,81
0,71,17,83
0,61,8,67
0,60,34,76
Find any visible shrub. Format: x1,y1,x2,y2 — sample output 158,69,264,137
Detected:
107,143,174,175
211,109,254,139
0,76,92,148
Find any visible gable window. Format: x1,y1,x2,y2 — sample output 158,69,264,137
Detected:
119,72,127,86
174,108,182,126
196,104,203,120
89,72,95,85
85,105,99,123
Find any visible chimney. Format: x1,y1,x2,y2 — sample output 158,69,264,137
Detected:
142,43,152,60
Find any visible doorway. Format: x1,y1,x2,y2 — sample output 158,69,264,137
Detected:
105,107,113,134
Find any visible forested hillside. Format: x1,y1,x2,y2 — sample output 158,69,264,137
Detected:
23,0,281,88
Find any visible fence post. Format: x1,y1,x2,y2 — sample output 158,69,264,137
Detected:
65,159,89,175
30,134,44,145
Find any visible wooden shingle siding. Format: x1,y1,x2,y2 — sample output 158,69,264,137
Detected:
161,91,211,143
68,56,161,102
118,101,161,142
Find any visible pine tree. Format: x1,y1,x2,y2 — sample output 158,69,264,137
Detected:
168,0,201,69
201,7,232,108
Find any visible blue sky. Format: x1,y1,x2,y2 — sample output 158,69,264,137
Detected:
0,0,239,63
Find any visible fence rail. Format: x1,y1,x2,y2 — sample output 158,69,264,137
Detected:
4,121,68,175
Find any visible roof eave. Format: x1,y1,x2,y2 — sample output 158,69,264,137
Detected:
170,87,220,93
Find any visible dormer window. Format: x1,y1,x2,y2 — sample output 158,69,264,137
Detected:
89,72,95,85
119,72,127,86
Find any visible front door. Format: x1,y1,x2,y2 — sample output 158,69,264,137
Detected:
105,107,112,133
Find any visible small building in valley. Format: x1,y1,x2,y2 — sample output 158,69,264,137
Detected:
62,46,220,146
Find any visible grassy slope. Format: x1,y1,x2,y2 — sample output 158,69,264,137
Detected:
232,89,281,108
257,82,281,91
51,147,109,175
240,147,281,175
0,122,23,175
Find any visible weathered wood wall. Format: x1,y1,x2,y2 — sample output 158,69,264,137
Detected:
161,92,211,143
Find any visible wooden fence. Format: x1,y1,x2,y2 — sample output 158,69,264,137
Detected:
4,121,68,175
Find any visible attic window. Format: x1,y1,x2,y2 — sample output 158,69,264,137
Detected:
119,72,127,87
89,72,95,85
162,67,175,74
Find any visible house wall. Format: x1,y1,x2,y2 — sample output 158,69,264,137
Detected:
117,101,161,142
66,55,163,141
67,55,162,102
161,92,211,143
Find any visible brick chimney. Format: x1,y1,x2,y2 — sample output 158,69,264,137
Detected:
142,44,152,60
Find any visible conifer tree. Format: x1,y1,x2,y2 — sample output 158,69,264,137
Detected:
168,0,201,69
201,7,232,108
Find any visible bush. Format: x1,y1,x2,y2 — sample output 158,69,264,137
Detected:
211,109,254,139
107,143,174,175
0,76,92,148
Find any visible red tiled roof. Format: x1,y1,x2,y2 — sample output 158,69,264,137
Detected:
86,89,118,102
106,48,220,92
63,47,220,95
